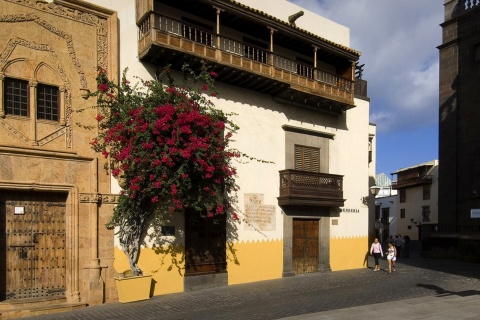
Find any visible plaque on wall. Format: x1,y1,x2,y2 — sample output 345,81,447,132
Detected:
244,193,276,231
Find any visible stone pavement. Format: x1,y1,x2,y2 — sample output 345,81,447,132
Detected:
22,249,480,320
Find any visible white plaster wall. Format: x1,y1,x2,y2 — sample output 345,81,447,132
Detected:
236,0,350,46
329,97,371,238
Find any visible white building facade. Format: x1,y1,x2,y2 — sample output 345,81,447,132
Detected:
389,160,439,241
93,0,375,296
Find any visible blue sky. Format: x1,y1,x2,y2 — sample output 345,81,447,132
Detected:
289,0,443,176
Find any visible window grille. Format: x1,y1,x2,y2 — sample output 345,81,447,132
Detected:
37,84,59,121
5,78,28,117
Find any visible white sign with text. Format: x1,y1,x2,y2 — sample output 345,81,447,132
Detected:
471,209,480,218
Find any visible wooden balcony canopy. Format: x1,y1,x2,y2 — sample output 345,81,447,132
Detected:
136,0,361,114
392,175,433,190
278,169,345,207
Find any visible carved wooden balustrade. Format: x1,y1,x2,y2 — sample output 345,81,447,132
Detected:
278,169,344,207
137,13,356,113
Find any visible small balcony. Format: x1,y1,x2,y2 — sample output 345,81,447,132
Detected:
136,0,360,114
392,175,432,189
278,169,344,207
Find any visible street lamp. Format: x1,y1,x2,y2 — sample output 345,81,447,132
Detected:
362,186,381,205
370,186,381,196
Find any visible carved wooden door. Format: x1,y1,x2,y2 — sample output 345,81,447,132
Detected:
292,219,319,274
0,191,66,301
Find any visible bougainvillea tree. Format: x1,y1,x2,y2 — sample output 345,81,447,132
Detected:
90,62,240,276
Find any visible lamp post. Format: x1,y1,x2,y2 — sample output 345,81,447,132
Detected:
369,186,381,243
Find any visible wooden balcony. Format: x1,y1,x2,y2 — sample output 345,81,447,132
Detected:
137,12,357,114
278,169,344,207
392,175,433,190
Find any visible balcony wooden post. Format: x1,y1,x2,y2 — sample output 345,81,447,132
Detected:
268,27,276,74
214,7,223,48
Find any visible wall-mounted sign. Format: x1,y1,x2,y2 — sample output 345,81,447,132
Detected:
244,193,276,231
14,206,25,215
471,209,480,219
340,208,360,213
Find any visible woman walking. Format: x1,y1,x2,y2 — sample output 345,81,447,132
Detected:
370,238,383,271
386,242,397,273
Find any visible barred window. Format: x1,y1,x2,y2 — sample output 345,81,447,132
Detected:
37,84,59,121
294,145,320,172
399,189,406,203
4,77,28,117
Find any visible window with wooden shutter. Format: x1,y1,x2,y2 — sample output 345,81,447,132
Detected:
294,145,320,172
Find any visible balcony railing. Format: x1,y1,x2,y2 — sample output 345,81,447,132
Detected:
137,14,355,110
278,169,344,207
392,175,433,189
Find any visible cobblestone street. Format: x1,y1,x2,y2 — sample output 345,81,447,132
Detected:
23,249,480,320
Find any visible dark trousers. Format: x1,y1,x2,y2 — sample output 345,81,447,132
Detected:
373,252,381,265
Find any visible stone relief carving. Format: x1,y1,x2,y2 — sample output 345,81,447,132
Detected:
0,14,86,88
1,2,112,148
0,119,29,144
79,193,120,204
38,127,67,146
0,37,73,147
3,0,109,72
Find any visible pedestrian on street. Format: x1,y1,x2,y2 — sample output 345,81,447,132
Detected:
386,242,397,273
370,238,383,271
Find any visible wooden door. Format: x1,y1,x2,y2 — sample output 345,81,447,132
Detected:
0,191,66,301
292,219,319,274
185,209,226,275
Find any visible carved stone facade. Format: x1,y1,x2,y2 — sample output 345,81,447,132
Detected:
0,0,118,306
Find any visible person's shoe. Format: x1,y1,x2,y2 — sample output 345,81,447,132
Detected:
373,269,377,271
393,269,396,272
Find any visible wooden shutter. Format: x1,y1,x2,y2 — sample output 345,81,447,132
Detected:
294,145,320,172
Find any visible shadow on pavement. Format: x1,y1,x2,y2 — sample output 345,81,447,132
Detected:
417,283,480,297
385,241,480,280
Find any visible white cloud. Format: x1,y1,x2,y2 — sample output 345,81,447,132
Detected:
289,0,443,134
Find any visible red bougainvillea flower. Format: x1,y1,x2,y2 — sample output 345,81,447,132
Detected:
98,83,108,92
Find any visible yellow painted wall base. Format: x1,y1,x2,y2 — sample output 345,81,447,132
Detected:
330,236,369,271
114,246,184,296
227,239,283,285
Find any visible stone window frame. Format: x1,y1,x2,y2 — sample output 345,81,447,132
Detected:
1,74,65,124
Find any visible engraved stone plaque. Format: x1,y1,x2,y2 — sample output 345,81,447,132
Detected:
244,193,276,231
